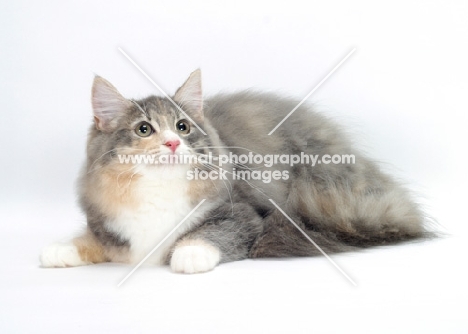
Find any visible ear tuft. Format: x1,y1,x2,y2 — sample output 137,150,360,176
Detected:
173,69,203,121
91,76,131,132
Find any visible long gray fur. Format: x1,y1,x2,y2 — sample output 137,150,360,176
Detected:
81,75,433,265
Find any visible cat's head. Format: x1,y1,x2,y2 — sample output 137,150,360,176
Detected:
86,70,221,179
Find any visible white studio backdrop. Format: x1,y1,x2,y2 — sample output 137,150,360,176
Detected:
1,1,467,333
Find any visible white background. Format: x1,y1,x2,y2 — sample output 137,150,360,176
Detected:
1,0,467,333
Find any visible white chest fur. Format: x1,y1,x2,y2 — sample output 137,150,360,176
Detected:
106,167,203,265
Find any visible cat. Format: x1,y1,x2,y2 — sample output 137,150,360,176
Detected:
40,69,431,274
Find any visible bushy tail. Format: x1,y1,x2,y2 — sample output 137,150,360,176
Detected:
249,207,434,258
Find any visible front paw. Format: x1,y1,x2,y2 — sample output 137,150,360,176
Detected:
170,240,220,274
40,242,89,268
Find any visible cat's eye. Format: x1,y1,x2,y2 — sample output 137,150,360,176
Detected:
176,120,191,134
135,122,153,137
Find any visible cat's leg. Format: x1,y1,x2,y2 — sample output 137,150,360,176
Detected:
40,228,107,268
169,202,263,274
170,239,221,274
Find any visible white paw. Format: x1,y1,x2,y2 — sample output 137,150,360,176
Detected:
170,241,220,274
40,242,89,268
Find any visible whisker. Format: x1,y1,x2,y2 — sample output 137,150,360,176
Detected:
88,147,168,174
198,162,234,214
126,169,139,190
193,152,260,171
194,146,262,155
199,161,270,199
200,162,233,191
117,164,139,189
87,148,118,174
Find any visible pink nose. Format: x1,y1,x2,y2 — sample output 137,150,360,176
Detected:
164,140,180,153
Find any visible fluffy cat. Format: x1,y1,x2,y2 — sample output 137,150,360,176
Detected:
40,69,430,273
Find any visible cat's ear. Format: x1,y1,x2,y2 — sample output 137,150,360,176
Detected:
91,76,131,132
173,69,203,122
